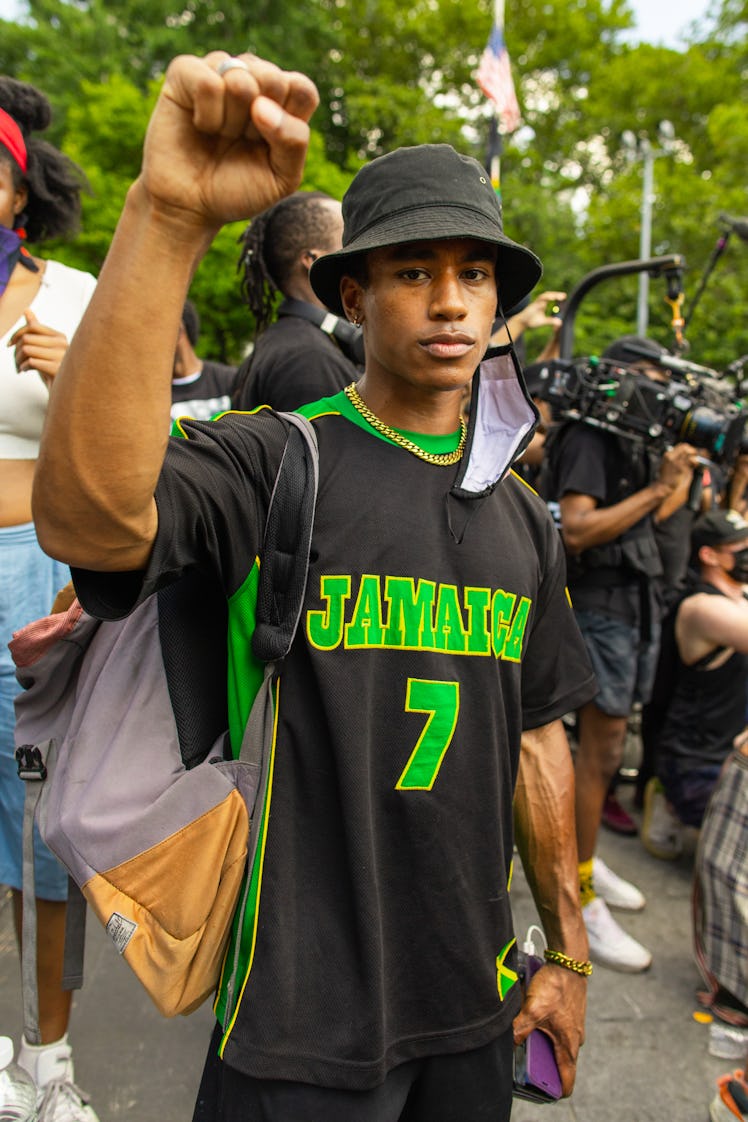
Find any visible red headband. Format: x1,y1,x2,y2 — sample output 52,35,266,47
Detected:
0,108,27,174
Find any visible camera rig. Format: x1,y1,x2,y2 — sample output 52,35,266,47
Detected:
532,256,747,466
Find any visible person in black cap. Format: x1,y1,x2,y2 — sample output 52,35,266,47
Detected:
33,51,596,1122
544,334,700,974
641,508,748,860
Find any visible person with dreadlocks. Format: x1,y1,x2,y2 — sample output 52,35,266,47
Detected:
0,76,98,1121
232,189,362,411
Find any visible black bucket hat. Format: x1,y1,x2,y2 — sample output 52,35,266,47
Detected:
309,144,542,317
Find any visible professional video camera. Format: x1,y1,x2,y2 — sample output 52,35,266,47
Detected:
535,256,748,466
535,351,746,464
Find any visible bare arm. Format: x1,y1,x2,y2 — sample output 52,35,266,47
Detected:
726,455,748,515
513,719,588,1097
560,443,698,554
33,51,318,572
677,592,748,662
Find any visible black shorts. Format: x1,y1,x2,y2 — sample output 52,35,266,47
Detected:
193,1023,514,1122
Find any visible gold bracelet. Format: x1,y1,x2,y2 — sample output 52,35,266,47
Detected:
543,949,593,976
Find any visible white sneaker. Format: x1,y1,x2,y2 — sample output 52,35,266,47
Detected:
583,896,653,972
709,1021,748,1060
38,1080,100,1122
17,1036,99,1122
642,777,683,860
592,856,646,911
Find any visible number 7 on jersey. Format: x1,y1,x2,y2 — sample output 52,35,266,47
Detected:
396,678,460,791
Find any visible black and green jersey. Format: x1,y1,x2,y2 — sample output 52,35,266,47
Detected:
76,384,595,1091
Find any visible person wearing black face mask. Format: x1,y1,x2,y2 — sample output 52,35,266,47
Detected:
641,508,748,861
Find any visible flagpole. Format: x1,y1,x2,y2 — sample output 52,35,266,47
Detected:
477,0,519,202
490,0,505,198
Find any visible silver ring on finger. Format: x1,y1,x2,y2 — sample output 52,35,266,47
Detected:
217,57,249,77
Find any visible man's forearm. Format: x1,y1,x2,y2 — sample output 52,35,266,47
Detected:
513,720,588,958
561,480,672,554
34,181,215,571
512,719,588,1095
34,50,316,571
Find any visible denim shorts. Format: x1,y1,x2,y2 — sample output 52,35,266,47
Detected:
574,608,661,718
658,758,723,828
0,522,70,900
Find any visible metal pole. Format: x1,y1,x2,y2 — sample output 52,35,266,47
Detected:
636,140,654,336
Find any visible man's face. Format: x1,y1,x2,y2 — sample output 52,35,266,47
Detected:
712,537,748,584
631,360,668,384
341,238,498,396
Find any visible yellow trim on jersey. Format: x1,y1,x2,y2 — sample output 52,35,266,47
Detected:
218,675,282,1051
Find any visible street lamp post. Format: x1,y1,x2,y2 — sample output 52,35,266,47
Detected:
622,122,676,336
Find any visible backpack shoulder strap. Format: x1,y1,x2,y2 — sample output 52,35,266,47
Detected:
251,411,319,663
157,411,318,766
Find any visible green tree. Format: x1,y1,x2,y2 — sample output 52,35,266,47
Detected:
33,70,354,360
566,26,748,369
2,0,746,366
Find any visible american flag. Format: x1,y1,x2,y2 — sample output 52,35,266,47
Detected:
476,23,521,134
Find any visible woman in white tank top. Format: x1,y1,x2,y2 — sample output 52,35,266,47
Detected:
0,76,98,1122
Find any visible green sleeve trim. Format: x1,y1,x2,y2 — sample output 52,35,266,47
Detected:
226,559,265,754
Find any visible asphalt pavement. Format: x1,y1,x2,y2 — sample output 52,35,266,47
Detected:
0,779,733,1121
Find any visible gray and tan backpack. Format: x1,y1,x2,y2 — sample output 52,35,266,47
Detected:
12,412,318,1039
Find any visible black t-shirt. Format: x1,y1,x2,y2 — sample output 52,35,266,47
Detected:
75,397,596,1090
233,316,359,412
654,505,697,607
547,422,662,624
170,360,238,423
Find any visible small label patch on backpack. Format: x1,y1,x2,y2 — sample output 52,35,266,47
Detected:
106,912,137,954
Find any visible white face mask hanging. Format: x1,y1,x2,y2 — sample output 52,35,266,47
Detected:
453,345,539,497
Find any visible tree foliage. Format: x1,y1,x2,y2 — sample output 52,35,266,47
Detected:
0,0,745,369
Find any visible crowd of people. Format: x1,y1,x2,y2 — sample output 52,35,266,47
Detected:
0,50,746,1122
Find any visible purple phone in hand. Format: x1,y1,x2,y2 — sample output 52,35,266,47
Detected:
512,951,563,1103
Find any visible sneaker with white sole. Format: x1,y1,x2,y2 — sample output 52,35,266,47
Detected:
710,1070,748,1121
17,1036,99,1122
38,1079,99,1122
642,776,683,860
583,895,653,972
592,856,646,911
710,1021,748,1060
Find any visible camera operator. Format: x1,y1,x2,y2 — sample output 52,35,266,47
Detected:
545,335,700,973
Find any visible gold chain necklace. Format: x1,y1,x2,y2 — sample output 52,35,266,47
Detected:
344,383,467,466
